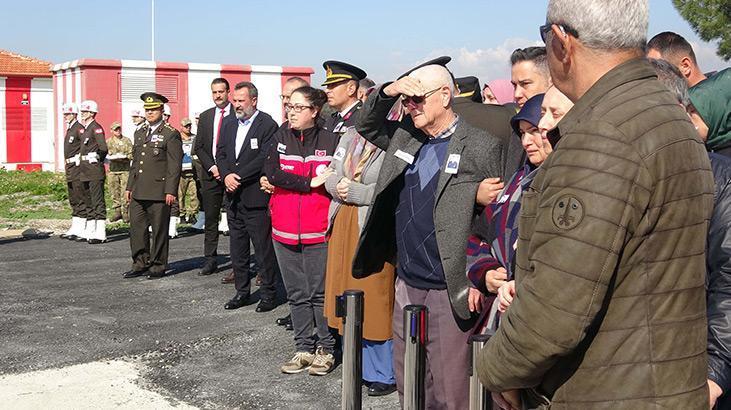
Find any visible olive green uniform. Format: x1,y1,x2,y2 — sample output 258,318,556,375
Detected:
107,135,133,221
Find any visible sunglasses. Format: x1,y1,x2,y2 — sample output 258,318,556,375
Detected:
401,87,443,107
539,23,579,43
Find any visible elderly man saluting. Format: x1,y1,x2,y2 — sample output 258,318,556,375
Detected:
477,0,715,409
354,57,505,409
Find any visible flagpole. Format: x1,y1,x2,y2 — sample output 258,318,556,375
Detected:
151,0,155,61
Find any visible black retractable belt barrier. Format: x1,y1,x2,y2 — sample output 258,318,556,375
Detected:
337,290,364,410
403,305,428,410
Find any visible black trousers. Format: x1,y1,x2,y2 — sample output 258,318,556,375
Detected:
227,199,280,301
67,180,86,218
80,179,106,220
200,178,224,259
129,198,171,274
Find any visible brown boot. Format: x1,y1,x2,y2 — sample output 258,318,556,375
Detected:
221,271,234,284
109,210,122,223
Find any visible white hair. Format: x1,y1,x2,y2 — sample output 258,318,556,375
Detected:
408,65,455,97
547,0,648,51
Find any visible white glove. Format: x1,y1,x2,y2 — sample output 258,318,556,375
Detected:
88,152,99,164
74,154,81,166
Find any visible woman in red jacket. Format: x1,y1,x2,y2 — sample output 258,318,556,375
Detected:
263,86,339,376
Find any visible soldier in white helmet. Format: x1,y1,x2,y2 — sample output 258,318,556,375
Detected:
59,103,88,240
163,103,172,124
78,100,108,244
131,108,146,131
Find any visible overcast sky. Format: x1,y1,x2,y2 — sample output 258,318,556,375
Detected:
3,0,728,85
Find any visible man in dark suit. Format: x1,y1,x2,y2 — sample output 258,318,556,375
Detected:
193,78,236,276
123,92,183,279
452,76,525,201
216,81,280,311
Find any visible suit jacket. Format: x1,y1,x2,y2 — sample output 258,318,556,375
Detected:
64,120,85,182
353,86,505,322
79,120,108,182
452,97,524,178
127,122,183,201
216,110,278,208
193,103,236,186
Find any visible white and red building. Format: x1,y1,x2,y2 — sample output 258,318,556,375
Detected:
0,50,55,171
48,59,313,171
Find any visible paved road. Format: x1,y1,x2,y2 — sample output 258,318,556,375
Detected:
0,231,399,409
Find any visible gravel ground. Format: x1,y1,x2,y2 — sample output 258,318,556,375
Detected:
0,229,399,409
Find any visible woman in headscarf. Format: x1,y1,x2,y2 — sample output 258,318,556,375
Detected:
482,79,515,106
322,88,397,397
465,86,574,328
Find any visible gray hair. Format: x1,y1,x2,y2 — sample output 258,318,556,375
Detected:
648,58,689,107
234,81,258,99
547,0,648,51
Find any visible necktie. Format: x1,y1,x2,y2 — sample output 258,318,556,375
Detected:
213,108,225,158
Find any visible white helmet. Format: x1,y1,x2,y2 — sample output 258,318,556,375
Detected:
61,102,78,114
131,108,143,117
163,104,171,116
80,100,98,113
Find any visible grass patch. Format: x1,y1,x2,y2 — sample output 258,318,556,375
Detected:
0,170,71,220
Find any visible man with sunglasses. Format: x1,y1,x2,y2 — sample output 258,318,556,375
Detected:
322,60,367,135
477,1,714,408
353,56,505,409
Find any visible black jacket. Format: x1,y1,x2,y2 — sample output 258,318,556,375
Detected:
708,152,731,408
193,103,236,186
64,120,85,182
79,120,107,182
216,111,278,208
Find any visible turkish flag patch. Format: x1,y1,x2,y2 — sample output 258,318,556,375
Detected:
94,128,103,134
315,150,326,157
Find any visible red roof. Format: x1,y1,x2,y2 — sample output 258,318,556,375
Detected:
0,49,52,77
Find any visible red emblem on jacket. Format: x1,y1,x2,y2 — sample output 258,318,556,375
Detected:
315,150,326,157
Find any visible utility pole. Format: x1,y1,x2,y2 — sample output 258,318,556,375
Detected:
151,0,155,61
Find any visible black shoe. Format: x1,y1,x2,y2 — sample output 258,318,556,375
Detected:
256,299,277,313
147,270,166,279
284,321,293,331
367,382,397,397
61,234,77,240
276,314,291,326
224,293,252,310
198,260,218,276
123,269,148,279
88,238,105,244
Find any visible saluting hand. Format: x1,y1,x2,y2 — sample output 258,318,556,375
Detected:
165,194,176,206
383,76,427,98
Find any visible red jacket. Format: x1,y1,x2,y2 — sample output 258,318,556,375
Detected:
264,124,338,245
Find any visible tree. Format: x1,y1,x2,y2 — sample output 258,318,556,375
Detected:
673,0,731,61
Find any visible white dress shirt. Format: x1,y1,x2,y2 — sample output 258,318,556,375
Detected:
235,110,259,158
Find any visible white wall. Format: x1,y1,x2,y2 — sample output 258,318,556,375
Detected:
30,78,54,165
251,66,283,126
120,60,156,139
187,63,221,135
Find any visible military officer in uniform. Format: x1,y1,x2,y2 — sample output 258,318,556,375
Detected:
107,122,133,222
78,100,108,244
60,103,88,240
124,92,183,279
321,60,367,135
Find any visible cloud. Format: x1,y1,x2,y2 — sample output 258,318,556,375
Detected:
690,40,729,74
425,38,543,83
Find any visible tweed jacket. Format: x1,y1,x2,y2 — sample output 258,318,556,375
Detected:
477,58,715,409
353,86,505,322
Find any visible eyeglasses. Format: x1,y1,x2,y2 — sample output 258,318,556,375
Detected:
539,23,579,43
401,87,443,107
285,103,314,113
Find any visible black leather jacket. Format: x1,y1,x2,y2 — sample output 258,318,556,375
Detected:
708,153,731,408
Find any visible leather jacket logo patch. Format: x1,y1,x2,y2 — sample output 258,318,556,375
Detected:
552,195,584,230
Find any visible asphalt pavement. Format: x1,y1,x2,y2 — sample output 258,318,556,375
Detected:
0,230,399,409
